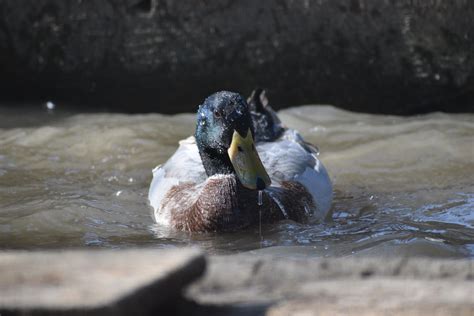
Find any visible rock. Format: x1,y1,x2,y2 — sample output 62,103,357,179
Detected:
0,0,473,114
187,255,474,315
0,250,472,315
267,280,474,316
0,248,205,315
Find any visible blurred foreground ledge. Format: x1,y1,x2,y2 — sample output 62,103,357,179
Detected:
0,248,472,315
0,0,473,114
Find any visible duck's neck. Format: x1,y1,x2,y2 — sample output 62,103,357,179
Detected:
199,148,235,177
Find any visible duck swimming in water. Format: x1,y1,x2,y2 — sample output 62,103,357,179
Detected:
148,90,332,232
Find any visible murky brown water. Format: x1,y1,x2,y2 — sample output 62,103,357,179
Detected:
0,104,473,258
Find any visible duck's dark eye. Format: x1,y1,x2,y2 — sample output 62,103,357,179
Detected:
237,146,243,152
213,109,222,118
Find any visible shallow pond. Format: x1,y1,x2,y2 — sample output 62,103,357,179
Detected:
0,104,473,258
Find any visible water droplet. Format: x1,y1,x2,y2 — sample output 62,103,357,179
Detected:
45,101,55,110
116,190,122,197
425,237,444,243
107,176,118,182
257,191,264,245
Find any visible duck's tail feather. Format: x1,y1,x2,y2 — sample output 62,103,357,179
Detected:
247,88,285,142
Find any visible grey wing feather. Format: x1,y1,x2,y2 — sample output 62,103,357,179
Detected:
257,129,333,219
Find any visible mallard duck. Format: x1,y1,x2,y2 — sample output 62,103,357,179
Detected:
148,90,332,232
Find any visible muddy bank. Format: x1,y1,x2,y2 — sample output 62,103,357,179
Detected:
0,0,473,114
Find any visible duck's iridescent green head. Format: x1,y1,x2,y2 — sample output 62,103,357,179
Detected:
195,91,271,190
196,91,251,154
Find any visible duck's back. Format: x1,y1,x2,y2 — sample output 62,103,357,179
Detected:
247,89,332,218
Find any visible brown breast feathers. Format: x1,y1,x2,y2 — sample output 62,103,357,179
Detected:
162,175,315,232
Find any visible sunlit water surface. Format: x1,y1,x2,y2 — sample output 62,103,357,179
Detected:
0,105,473,258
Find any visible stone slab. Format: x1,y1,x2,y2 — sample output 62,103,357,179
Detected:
267,279,473,316
188,255,474,315
0,249,472,315
0,248,205,315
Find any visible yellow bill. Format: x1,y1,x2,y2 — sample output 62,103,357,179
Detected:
227,128,271,190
